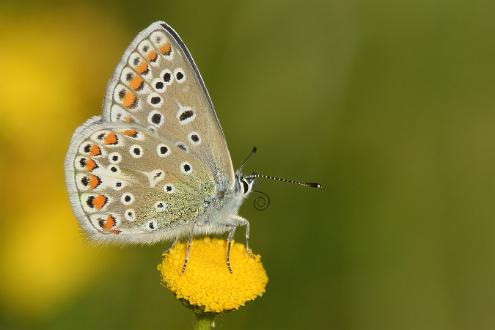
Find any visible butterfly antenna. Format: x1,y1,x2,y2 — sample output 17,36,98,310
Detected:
239,146,257,170
248,172,322,189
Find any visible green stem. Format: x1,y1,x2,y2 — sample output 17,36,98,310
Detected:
194,313,215,330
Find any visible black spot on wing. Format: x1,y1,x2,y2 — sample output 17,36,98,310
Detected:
179,110,194,122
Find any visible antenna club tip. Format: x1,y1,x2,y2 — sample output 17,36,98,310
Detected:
252,146,257,153
307,182,322,189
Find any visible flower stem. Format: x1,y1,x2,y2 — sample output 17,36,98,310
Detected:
194,312,215,330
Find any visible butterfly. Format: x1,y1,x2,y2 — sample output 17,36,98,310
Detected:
65,21,320,272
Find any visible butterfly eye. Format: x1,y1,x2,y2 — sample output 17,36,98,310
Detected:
242,180,249,194
121,193,135,205
180,162,193,175
124,209,136,222
154,201,167,212
188,132,201,145
108,152,122,164
129,144,143,158
163,184,176,194
148,110,164,127
157,144,171,157
174,68,186,83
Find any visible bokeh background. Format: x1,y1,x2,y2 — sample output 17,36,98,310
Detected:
1,0,495,329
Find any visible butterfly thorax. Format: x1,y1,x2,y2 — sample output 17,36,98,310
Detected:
194,170,254,233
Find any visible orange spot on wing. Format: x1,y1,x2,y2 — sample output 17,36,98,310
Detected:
159,43,172,55
103,132,118,145
122,91,137,108
88,175,101,189
93,195,108,210
103,215,116,230
89,144,101,156
123,129,138,138
147,51,158,62
129,75,143,90
98,215,120,234
135,61,148,74
85,158,97,171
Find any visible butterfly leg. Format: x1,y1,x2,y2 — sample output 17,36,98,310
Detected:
226,225,237,273
228,215,254,258
181,223,196,274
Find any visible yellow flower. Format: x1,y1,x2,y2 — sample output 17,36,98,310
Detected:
157,237,268,313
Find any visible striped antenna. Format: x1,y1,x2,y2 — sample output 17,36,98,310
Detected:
247,172,322,189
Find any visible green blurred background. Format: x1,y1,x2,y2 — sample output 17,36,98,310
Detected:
1,0,495,329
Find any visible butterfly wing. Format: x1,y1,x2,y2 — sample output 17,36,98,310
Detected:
64,117,216,244
102,21,234,191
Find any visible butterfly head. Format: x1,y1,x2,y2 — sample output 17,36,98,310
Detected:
235,171,255,197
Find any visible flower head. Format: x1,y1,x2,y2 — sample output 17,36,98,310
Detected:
157,237,268,313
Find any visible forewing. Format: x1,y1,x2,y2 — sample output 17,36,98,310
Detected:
64,118,216,244
102,21,234,191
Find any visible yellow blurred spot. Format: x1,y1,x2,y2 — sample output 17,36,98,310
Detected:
0,8,122,160
0,6,124,319
158,238,268,313
0,201,107,317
